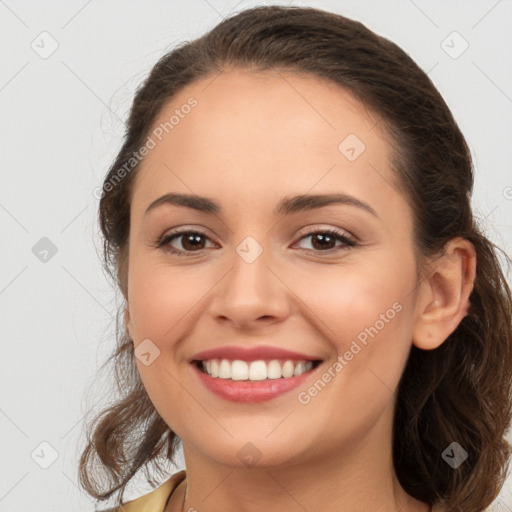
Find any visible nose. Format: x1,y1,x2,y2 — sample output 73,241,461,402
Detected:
208,244,291,332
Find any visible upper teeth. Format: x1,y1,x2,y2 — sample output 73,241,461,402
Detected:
201,359,314,380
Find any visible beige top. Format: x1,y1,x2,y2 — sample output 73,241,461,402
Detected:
105,470,186,512
106,470,456,511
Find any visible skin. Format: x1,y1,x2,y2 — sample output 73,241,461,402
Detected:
124,68,476,512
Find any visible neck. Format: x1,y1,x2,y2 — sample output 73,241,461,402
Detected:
170,412,430,512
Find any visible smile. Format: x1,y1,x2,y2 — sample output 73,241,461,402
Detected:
191,358,324,403
197,358,320,380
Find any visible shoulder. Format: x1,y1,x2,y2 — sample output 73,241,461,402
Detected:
99,469,187,512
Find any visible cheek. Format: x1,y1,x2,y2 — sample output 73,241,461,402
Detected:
292,266,414,436
295,260,415,396
127,257,203,342
127,259,205,427
294,261,410,341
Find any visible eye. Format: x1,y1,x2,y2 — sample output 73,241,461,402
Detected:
293,228,357,253
155,230,215,256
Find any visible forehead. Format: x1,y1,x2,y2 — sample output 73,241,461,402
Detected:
130,68,399,219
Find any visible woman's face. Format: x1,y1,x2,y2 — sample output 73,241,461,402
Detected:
125,69,422,469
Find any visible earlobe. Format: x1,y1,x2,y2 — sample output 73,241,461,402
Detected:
412,237,476,351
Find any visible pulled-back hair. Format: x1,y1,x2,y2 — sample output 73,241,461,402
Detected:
79,5,512,511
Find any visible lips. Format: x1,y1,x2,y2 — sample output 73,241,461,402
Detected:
190,357,325,403
189,344,323,363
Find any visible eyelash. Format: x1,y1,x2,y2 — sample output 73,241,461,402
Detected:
152,228,357,257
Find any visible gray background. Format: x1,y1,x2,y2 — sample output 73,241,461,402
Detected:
1,0,511,510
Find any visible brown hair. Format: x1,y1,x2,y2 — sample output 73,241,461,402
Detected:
79,5,512,511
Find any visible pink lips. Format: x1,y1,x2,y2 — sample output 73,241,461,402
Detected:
189,344,321,363
188,344,323,403
191,361,321,403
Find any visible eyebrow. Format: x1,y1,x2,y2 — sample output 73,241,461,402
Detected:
144,192,379,218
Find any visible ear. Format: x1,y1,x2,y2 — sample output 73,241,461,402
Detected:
412,237,476,350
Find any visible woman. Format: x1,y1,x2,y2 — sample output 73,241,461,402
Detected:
79,5,512,511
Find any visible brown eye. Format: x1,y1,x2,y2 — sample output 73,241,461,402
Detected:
158,230,214,256
295,229,356,253
178,233,207,251
310,232,337,250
